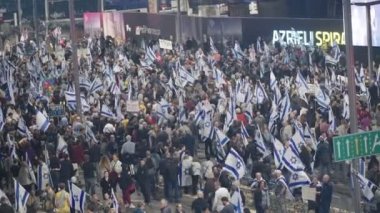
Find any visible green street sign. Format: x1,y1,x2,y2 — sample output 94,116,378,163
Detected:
333,130,380,162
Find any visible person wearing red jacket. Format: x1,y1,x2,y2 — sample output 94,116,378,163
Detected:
69,140,85,165
236,108,248,126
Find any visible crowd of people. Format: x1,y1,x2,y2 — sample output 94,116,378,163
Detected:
0,27,378,213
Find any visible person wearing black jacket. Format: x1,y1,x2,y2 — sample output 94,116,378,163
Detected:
119,165,135,208
136,159,151,205
59,154,74,186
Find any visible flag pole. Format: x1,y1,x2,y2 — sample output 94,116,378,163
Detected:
68,0,83,122
343,0,361,212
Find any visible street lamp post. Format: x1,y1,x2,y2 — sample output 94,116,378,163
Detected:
342,0,361,212
68,0,83,120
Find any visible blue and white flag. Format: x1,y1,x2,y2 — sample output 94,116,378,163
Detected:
223,96,236,132
178,94,187,123
354,170,376,201
65,91,90,112
200,111,215,142
223,148,246,180
288,170,311,189
178,66,196,85
254,82,267,104
241,123,250,146
289,130,306,155
254,127,268,155
25,152,36,184
233,41,245,60
328,107,336,133
68,181,86,212
215,128,230,147
268,100,279,134
273,137,284,169
14,179,30,212
37,162,52,191
270,70,277,91
89,78,103,94
111,189,119,213
282,147,305,172
79,77,91,91
17,117,32,139
244,103,253,123
100,104,115,119
315,85,330,109
36,110,50,132
210,37,218,54
146,46,157,65
295,72,309,103
342,93,349,120
279,93,291,122
332,41,341,60
0,107,4,131
231,188,244,213
215,128,228,163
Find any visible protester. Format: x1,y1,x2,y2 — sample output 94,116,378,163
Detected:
1,28,377,213
320,174,333,213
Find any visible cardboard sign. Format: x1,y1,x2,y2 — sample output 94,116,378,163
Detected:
159,39,173,50
301,187,316,201
126,100,140,112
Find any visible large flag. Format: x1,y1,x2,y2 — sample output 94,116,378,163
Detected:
223,148,246,180
282,147,305,172
178,66,195,85
230,188,244,213
288,170,311,189
14,179,30,212
68,181,86,212
254,82,267,104
89,78,104,94
36,110,50,132
37,162,52,190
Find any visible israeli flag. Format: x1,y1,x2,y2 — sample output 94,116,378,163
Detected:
241,123,250,146
65,91,90,112
328,107,336,133
354,171,376,201
279,93,291,122
111,189,119,213
315,85,330,109
210,37,218,54
224,97,236,132
282,147,305,172
233,41,245,60
273,137,285,169
254,127,267,154
0,106,4,131
36,110,50,132
178,94,187,123
223,148,246,180
79,77,91,91
215,128,230,147
270,70,277,91
37,162,52,191
57,134,68,155
89,78,103,94
68,181,86,212
25,152,36,184
295,71,309,90
244,102,253,123
146,46,157,65
200,111,215,142
268,100,279,134
342,93,350,120
255,82,267,105
100,104,115,118
14,179,30,212
178,66,195,85
289,130,306,155
17,117,32,139
231,188,244,213
288,170,311,189
213,67,226,88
